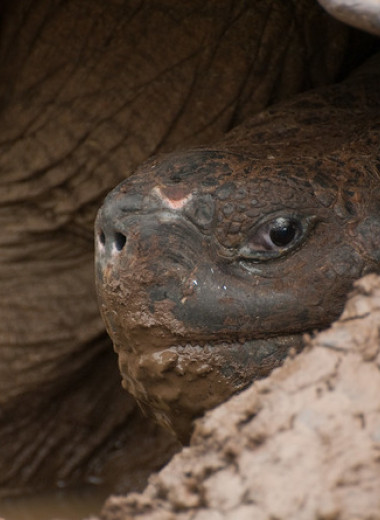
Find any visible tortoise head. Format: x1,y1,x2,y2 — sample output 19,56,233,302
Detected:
95,73,380,441
95,146,379,440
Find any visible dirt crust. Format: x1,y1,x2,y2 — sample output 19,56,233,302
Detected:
96,273,380,520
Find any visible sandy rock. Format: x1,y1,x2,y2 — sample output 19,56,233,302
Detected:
98,274,380,520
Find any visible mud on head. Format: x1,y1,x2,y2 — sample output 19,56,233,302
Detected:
95,147,380,442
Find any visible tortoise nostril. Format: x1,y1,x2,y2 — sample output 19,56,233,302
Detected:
99,230,106,246
115,232,126,251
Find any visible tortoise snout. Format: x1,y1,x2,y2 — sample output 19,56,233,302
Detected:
95,187,143,264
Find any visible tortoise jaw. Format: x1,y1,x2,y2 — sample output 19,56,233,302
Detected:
115,334,304,442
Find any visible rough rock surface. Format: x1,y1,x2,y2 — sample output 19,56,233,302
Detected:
96,274,380,520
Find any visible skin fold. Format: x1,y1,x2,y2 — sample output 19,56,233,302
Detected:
0,0,378,494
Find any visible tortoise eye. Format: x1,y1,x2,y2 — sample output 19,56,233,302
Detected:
238,214,316,262
269,217,298,247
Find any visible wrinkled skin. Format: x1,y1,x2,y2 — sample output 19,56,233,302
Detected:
96,56,380,441
0,0,378,496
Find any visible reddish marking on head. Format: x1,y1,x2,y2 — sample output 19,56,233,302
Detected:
153,186,193,210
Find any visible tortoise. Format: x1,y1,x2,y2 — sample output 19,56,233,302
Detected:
96,53,380,441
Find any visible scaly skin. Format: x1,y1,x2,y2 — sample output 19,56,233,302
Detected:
2,0,378,495
95,56,380,442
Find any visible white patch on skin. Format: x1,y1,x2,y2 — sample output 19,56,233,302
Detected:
152,186,193,210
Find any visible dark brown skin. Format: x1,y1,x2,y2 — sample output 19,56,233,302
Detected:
96,55,380,442
0,0,378,495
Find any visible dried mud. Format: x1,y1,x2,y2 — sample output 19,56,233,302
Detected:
95,274,380,520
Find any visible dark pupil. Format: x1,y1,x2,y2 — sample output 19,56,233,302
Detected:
270,219,297,247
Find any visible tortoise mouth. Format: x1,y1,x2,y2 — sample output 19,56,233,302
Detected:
123,334,304,376
115,333,304,441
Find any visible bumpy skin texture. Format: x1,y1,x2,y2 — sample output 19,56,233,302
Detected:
0,0,378,494
96,56,380,441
